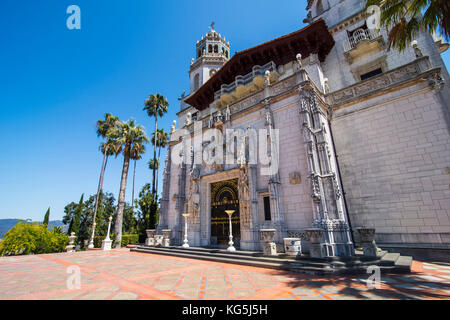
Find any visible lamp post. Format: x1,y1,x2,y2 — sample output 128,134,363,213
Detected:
182,213,190,248
225,210,236,252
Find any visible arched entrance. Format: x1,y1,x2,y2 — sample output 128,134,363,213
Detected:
210,179,240,248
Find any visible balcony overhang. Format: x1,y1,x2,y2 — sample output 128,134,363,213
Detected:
185,19,335,111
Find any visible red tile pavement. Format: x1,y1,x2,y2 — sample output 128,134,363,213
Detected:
0,249,449,300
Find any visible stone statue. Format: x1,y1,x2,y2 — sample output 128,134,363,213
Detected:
185,112,192,126
170,120,176,134
208,111,214,128
239,165,251,227
411,40,423,58
296,53,302,69
225,105,231,121
264,70,271,87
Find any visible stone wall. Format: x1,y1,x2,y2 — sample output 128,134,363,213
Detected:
332,81,450,248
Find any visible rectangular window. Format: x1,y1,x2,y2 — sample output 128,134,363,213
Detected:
263,196,271,221
360,68,382,81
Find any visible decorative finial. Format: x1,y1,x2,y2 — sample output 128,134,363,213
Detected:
264,70,271,87
323,78,330,93
210,21,215,31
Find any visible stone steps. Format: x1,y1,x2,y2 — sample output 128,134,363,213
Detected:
130,245,413,275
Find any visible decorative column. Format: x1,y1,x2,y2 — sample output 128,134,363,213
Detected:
145,229,156,246
356,227,378,257
157,124,174,234
225,210,236,252
182,213,191,248
263,98,286,250
66,232,76,252
260,229,277,256
102,216,113,251
162,229,172,247
296,58,354,257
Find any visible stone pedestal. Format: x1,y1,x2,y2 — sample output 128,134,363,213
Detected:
283,238,301,256
356,227,378,257
305,228,325,258
145,229,156,246
101,239,112,251
154,235,163,247
260,229,277,256
66,232,76,253
162,229,171,247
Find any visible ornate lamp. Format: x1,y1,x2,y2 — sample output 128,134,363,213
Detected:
182,213,191,248
225,210,236,252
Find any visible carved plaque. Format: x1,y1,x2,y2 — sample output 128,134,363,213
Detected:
289,172,302,185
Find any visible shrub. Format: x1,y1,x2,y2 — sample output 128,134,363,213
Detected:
0,222,68,256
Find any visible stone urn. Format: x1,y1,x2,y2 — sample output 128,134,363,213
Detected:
259,229,277,256
162,229,171,247
145,229,156,246
66,232,76,252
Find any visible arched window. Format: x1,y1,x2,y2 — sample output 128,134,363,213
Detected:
208,44,212,53
225,50,229,58
214,44,218,53
194,73,200,91
197,49,201,58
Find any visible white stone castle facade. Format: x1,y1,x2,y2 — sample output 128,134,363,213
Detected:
157,0,450,258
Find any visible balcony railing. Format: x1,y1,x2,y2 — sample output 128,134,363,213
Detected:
214,61,277,101
343,28,381,52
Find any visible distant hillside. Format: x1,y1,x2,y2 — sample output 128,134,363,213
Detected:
0,219,68,238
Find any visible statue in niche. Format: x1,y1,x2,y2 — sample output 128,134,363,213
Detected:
188,165,201,223
239,165,251,227
208,111,214,128
225,105,231,121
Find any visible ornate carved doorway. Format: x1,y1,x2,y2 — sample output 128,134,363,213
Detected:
210,179,240,248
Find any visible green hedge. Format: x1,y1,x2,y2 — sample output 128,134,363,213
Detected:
93,234,139,248
0,223,68,256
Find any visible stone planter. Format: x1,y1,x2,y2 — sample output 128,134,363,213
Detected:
162,229,171,247
304,228,324,244
260,229,277,256
304,228,324,258
356,227,377,257
283,238,301,256
145,229,156,246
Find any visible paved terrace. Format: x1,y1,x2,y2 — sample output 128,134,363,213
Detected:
0,249,449,300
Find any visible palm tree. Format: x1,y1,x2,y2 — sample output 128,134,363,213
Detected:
151,128,169,199
143,94,169,198
366,0,449,51
109,119,148,248
88,113,119,249
130,142,145,212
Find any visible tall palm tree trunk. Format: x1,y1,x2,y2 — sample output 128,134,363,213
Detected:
114,149,131,248
88,148,108,248
152,114,158,196
131,160,136,211
156,143,162,200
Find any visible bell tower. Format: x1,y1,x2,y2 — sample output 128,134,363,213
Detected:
189,22,230,93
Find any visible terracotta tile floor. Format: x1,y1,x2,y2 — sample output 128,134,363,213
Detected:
0,249,449,300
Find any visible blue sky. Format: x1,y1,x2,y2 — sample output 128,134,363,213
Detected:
0,0,449,221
